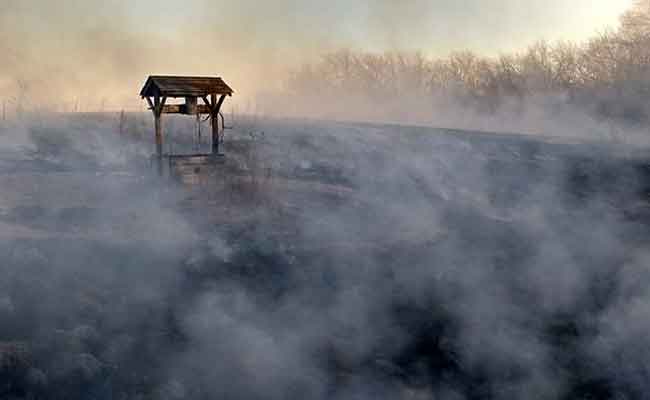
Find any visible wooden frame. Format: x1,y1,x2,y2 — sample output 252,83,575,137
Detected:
140,76,234,175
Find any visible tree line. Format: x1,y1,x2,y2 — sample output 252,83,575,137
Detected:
281,1,650,127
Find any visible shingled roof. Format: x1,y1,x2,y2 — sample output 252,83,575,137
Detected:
140,76,234,98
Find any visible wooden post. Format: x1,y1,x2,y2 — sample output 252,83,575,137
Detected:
211,114,219,155
210,94,219,155
196,113,201,151
210,94,228,155
148,96,166,176
154,96,162,153
119,110,125,136
154,113,163,175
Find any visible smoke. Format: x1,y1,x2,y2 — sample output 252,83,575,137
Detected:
1,100,650,399
2,2,650,399
0,1,168,110
0,1,631,114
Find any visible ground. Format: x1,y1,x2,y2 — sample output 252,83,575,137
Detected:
1,114,650,399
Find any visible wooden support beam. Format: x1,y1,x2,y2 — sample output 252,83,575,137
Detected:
161,104,212,114
154,117,163,175
153,96,168,176
211,94,228,155
161,104,183,114
196,113,202,149
210,94,219,155
214,94,227,113
159,96,167,113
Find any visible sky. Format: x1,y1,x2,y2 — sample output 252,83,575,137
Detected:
130,0,633,55
0,0,636,109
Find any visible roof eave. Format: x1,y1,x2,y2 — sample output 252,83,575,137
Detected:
139,76,235,97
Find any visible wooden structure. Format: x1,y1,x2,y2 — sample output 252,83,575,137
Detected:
140,75,234,174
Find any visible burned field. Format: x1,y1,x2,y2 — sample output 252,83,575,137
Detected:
2,115,650,399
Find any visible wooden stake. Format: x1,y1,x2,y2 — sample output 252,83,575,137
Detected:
119,110,125,136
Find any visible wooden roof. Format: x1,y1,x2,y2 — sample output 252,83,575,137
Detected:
140,76,234,98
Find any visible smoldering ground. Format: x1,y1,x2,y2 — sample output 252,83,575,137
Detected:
2,112,650,399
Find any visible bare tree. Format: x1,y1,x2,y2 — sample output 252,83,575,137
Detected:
620,0,650,40
278,1,650,125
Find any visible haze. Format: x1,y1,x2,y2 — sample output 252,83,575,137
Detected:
0,0,633,109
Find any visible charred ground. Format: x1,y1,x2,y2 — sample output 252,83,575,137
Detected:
1,115,650,399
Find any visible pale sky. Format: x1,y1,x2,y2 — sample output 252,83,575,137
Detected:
0,0,637,106
128,0,633,56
